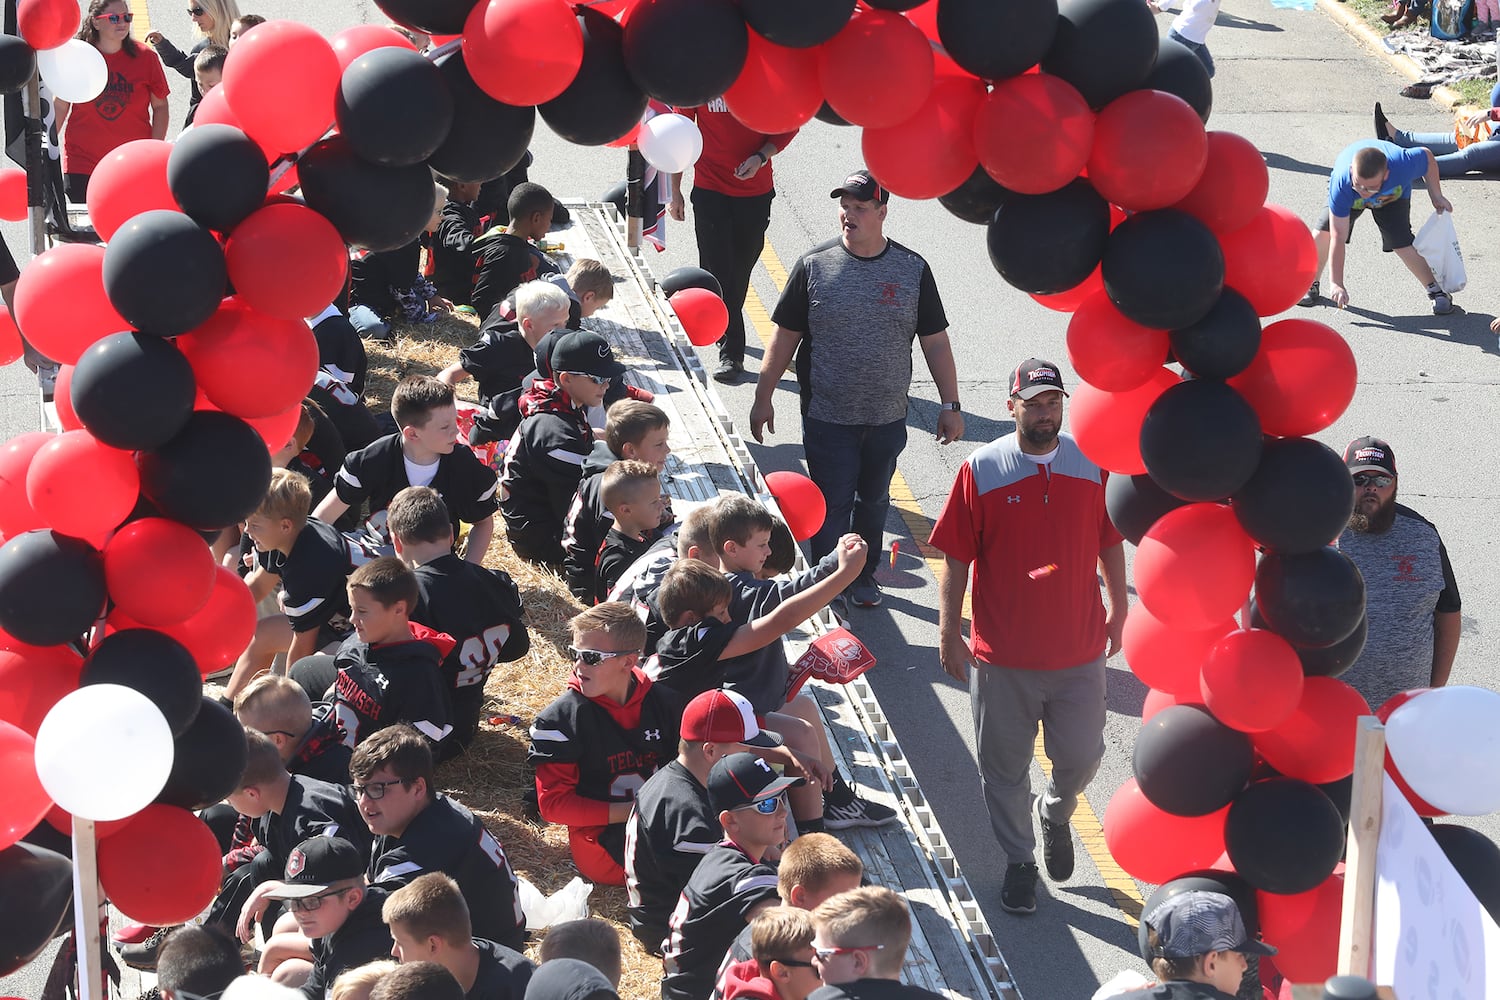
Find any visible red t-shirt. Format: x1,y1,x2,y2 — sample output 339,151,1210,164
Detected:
61,45,170,176
676,101,796,198
928,433,1122,671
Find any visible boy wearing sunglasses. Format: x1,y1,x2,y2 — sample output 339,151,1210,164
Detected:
528,602,682,886
807,887,944,999
718,908,821,1000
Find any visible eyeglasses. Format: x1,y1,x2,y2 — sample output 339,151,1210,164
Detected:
94,12,134,23
813,944,884,962
1352,473,1393,488
560,371,614,385
568,646,636,666
351,778,409,800
283,887,353,913
770,958,816,969
734,794,785,816
187,6,206,14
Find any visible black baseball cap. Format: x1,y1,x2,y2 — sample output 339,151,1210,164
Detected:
830,169,889,205
1009,358,1068,400
549,330,626,381
707,752,805,813
266,837,365,899
1344,436,1397,476
1145,891,1277,959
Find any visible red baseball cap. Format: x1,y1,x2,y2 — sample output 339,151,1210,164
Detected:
682,690,780,749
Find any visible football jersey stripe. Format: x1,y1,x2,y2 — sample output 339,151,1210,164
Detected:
732,873,780,894
337,468,363,489
529,727,569,743
412,720,454,743
376,860,425,882
547,448,587,466
675,840,715,855
476,480,499,502
282,595,325,617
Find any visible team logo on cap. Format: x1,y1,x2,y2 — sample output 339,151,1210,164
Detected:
286,848,306,878
1028,367,1059,382
845,173,865,188
1355,447,1385,463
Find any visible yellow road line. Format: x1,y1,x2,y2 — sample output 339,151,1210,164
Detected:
128,0,151,41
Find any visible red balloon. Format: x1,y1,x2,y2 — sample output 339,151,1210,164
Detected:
0,644,84,735
819,10,933,129
1375,690,1444,817
975,73,1093,196
26,432,139,543
1134,503,1256,630
1142,687,1199,722
1200,629,1304,733
1068,366,1178,475
1218,203,1318,317
98,804,221,925
52,365,80,431
1171,132,1269,235
179,299,320,419
1103,778,1229,884
724,31,822,134
1032,265,1103,313
226,203,349,321
222,20,341,155
1122,604,1235,697
669,287,730,348
862,76,983,201
605,119,644,149
763,471,826,542
17,0,78,50
463,0,584,106
121,565,256,677
243,402,305,452
1065,292,1170,392
12,243,129,364
0,721,50,850
0,168,24,222
43,805,135,839
330,24,418,71
192,85,242,130
86,139,179,241
1228,318,1356,438
0,432,50,538
105,519,217,627
1252,676,1370,784
1087,90,1207,212
1257,874,1343,983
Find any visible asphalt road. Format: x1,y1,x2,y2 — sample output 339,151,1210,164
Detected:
6,0,1500,997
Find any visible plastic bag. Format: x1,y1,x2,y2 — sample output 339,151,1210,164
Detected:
1091,970,1154,999
1455,118,1493,149
1414,211,1467,294
518,875,593,931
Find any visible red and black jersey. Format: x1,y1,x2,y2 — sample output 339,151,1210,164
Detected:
432,199,493,306
253,773,370,868
650,618,739,703
369,794,527,951
594,527,658,607
257,518,375,637
498,382,593,564
311,308,368,396
309,370,382,454
661,841,780,1000
561,442,618,601
290,702,353,785
625,759,720,954
334,433,500,550
470,231,559,322
333,622,457,752
301,885,393,1000
411,553,530,753
459,317,535,409
608,535,677,654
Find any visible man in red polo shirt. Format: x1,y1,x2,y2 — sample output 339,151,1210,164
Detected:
928,358,1128,918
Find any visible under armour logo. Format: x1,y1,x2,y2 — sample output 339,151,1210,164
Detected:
1007,495,1021,504
644,729,661,741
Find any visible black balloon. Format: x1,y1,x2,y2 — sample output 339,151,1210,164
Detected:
1042,0,1159,108
1169,289,1260,380
1107,472,1189,544
741,0,854,47
939,167,1012,226
1232,437,1355,554
81,629,202,737
0,531,106,647
0,842,73,976
338,47,454,168
623,0,747,107
372,0,477,34
1225,777,1346,894
939,0,1058,81
0,35,37,96
1140,379,1263,502
167,124,270,233
298,136,437,252
1318,774,1354,825
1137,870,1259,962
814,101,854,127
540,9,649,147
429,51,536,183
1134,704,1254,816
1297,614,1367,678
1430,825,1500,924
987,179,1111,295
70,332,196,451
102,210,227,337
137,411,272,531
661,266,723,299
1146,36,1214,125
1256,547,1366,649
1103,210,1224,330
158,698,248,810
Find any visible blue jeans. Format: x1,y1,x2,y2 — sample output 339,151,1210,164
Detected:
348,303,391,340
1169,28,1215,78
1392,127,1500,177
802,415,908,582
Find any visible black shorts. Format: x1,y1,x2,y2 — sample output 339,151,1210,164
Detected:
1316,197,1414,252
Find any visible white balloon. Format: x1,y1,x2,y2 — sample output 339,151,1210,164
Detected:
35,684,174,821
1386,685,1500,816
638,113,703,174
37,39,109,104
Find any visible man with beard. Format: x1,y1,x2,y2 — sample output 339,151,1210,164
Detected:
927,359,1127,918
1337,436,1461,712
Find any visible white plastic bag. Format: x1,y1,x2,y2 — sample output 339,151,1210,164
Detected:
518,875,593,931
1414,211,1467,293
1091,970,1153,999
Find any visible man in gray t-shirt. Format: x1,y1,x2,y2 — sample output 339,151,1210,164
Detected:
1336,436,1461,712
750,170,963,608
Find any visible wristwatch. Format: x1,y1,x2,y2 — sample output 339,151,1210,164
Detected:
941,401,961,412
754,150,769,165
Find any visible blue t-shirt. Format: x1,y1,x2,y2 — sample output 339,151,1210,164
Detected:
1328,140,1429,216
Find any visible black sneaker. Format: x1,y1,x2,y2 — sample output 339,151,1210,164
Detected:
847,578,882,608
1036,797,1075,882
1429,288,1453,315
1297,281,1320,307
713,358,744,384
1374,101,1391,140
118,925,175,971
1001,862,1039,915
823,776,899,830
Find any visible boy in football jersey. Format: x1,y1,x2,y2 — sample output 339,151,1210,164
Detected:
437,280,572,408
309,304,368,395
563,399,673,602
528,602,682,886
608,501,717,654
593,461,669,605
717,909,820,1000
383,872,534,1000
314,376,498,562
660,753,803,1000
807,887,947,999
352,725,528,951
387,486,530,756
470,182,560,322
235,673,352,785
431,177,489,308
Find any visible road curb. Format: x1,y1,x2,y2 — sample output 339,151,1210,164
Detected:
1316,0,1470,108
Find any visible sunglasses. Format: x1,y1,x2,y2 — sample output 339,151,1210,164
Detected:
1353,473,1393,488
735,794,785,815
93,12,134,23
568,646,636,666
560,371,613,385
283,887,353,913
770,958,816,969
814,944,885,962
351,778,409,800
187,5,206,13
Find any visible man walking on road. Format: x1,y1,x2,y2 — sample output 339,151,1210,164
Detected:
750,169,963,609
1336,436,1461,712
928,360,1127,917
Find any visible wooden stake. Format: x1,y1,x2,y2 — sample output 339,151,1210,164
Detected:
1338,716,1387,978
72,818,103,1000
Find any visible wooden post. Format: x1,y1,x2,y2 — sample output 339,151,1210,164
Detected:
72,818,103,1000
1337,716,1387,978
625,149,645,250
22,73,46,258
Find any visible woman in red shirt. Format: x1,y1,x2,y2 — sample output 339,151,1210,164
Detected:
57,0,170,204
